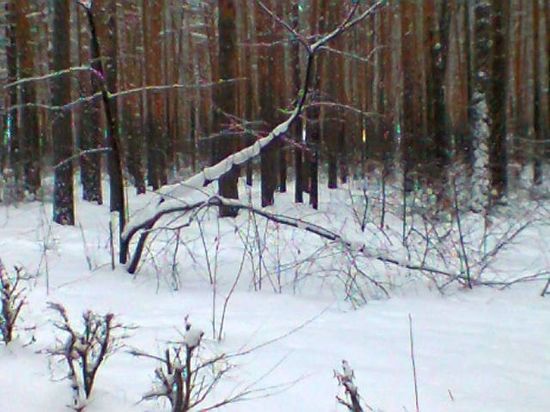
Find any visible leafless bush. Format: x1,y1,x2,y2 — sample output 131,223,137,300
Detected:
130,317,236,411
46,303,128,411
0,259,31,345
335,360,370,412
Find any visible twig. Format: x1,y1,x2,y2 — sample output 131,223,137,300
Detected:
409,314,420,412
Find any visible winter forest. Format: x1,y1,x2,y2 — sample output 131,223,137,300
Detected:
0,0,548,411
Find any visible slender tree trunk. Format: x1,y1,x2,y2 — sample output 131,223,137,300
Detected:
470,0,492,212
400,0,420,192
276,2,287,193
489,0,509,201
52,0,74,225
324,1,343,190
92,0,126,220
14,0,41,196
122,0,145,194
307,0,322,210
533,0,547,185
291,1,304,203
428,1,451,204
143,0,167,190
215,0,240,217
5,1,19,189
81,3,126,262
256,1,277,207
77,6,103,203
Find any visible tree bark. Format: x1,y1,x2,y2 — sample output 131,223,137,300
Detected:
52,0,74,225
77,5,103,203
291,1,304,203
14,0,41,196
143,0,167,190
256,0,277,207
215,0,240,217
4,1,19,189
121,0,145,194
489,0,509,201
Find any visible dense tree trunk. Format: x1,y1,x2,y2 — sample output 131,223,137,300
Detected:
52,0,74,225
470,0,492,212
533,0,547,185
143,0,167,190
307,0,322,210
489,0,509,201
215,0,240,217
324,1,343,190
400,0,421,192
427,1,451,203
89,0,126,229
121,0,145,194
81,2,126,262
77,6,103,203
14,0,41,196
256,1,277,207
4,1,19,188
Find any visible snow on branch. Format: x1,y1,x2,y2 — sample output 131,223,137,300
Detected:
122,193,462,293
335,360,369,412
46,303,130,411
0,260,32,345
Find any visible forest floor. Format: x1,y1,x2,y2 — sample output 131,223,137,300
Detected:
0,177,549,412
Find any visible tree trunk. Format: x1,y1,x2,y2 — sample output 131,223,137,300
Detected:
4,1,19,190
215,0,240,217
52,0,74,225
400,0,421,192
470,0,492,212
489,0,509,201
77,5,103,203
427,1,451,204
14,0,41,196
143,0,167,190
307,0,323,210
256,1,277,207
324,0,344,190
291,1,304,203
533,0,548,185
81,3,126,262
121,0,145,194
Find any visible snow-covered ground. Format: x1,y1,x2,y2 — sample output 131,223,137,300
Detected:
1,179,548,411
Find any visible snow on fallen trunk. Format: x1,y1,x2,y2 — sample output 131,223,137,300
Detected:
122,110,298,243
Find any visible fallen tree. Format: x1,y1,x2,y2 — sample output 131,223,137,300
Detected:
121,1,384,268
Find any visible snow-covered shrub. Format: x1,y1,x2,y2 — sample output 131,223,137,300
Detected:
335,360,366,412
0,259,29,344
132,317,233,412
47,303,128,411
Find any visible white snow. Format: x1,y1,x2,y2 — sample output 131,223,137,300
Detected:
183,326,204,349
0,178,548,412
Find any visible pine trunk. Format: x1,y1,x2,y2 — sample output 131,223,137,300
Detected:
215,0,240,217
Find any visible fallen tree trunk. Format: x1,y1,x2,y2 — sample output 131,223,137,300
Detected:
121,2,384,268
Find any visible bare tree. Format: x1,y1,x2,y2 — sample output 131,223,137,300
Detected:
47,303,128,411
0,260,30,345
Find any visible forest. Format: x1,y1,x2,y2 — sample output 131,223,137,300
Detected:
0,0,547,222
0,1,548,412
